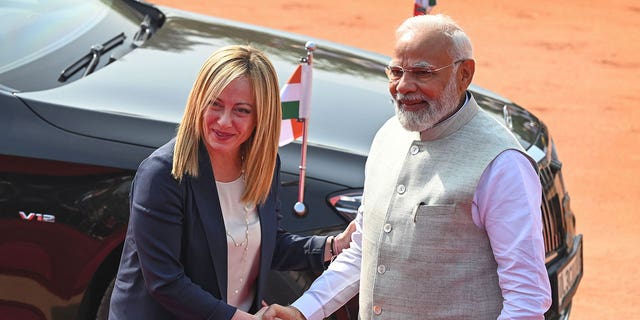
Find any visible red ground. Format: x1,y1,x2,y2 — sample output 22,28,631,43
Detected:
149,1,640,318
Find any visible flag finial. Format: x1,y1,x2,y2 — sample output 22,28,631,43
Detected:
305,40,317,52
301,41,316,64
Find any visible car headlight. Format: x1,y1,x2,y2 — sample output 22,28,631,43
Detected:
327,189,362,222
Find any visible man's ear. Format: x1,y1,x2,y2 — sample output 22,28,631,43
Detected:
459,59,475,88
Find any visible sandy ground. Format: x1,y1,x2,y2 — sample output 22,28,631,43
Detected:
148,1,640,318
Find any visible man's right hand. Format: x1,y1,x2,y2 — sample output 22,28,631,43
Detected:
259,304,306,320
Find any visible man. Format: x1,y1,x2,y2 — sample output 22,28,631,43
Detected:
260,14,551,320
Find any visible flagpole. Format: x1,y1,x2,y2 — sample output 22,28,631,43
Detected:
293,40,316,217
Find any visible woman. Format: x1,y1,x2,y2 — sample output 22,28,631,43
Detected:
109,45,353,320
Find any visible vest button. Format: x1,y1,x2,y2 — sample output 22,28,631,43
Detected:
396,184,406,194
373,305,382,315
383,223,392,233
410,145,420,155
377,264,386,274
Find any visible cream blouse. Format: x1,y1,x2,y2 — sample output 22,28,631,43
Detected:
215,175,261,312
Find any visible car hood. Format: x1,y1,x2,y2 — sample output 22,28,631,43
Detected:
17,6,544,183
17,6,393,156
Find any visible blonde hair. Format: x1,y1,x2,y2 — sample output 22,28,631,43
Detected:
172,45,281,205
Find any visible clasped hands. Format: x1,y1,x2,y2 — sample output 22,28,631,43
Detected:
254,304,305,320
252,220,356,320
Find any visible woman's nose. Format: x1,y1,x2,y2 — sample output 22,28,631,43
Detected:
218,110,233,127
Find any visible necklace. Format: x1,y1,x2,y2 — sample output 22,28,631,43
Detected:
218,173,257,299
226,203,254,297
226,203,251,248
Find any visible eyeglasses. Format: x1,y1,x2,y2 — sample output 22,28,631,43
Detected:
385,59,466,81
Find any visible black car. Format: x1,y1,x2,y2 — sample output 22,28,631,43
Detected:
0,0,582,319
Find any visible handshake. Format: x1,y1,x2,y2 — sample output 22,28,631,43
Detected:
253,304,306,320
244,220,356,320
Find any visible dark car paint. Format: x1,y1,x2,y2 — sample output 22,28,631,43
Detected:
11,8,537,171
0,1,581,319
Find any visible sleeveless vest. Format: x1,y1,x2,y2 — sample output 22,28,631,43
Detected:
359,95,531,319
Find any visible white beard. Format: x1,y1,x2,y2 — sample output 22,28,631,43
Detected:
394,71,461,132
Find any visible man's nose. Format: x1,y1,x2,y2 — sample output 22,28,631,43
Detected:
394,74,418,94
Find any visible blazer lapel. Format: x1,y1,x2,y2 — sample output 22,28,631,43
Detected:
254,168,279,307
192,143,228,301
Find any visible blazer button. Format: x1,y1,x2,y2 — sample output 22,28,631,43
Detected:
383,223,392,233
410,145,420,155
377,264,386,274
396,184,406,194
373,305,382,315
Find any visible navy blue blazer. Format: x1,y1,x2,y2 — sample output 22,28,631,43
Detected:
109,139,327,319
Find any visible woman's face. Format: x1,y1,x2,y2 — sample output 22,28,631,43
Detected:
202,76,257,158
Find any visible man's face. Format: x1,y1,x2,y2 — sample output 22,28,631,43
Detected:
388,30,467,132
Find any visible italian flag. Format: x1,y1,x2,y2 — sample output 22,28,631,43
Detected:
279,63,312,147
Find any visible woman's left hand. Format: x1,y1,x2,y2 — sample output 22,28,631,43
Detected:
333,220,356,255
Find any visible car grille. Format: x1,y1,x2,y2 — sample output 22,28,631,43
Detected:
539,164,564,254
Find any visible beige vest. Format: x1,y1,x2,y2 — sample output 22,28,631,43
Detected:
359,95,530,319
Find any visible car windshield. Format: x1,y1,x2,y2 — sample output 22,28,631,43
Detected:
0,0,111,73
0,0,146,91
